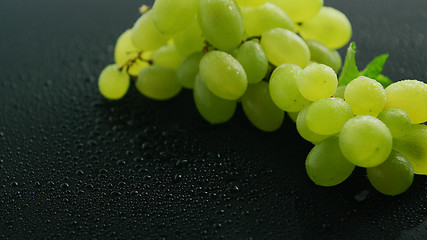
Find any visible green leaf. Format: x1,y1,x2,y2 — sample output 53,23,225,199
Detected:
338,42,359,86
374,74,393,88
360,54,389,79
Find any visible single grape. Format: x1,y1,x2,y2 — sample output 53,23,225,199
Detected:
299,7,352,49
269,63,311,112
151,45,183,69
306,136,355,187
297,63,337,101
260,28,310,68
241,3,294,37
241,82,284,132
135,65,181,100
377,108,411,138
193,74,237,124
198,0,245,51
304,97,353,135
131,11,171,51
393,124,427,175
339,115,393,168
236,41,268,84
305,39,342,73
177,51,204,89
98,64,130,100
151,0,199,34
235,0,268,7
172,17,205,58
384,80,427,124
344,76,386,117
270,0,323,22
199,51,247,100
367,151,414,196
296,106,330,144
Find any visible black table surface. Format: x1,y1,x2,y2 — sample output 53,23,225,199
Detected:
0,0,426,239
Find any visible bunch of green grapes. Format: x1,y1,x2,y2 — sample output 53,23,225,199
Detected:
96,0,427,196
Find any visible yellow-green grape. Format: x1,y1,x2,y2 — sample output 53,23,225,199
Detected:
193,74,237,124
241,82,284,132
260,28,310,68
384,80,427,124
305,97,353,135
287,111,299,123
241,3,294,37
151,0,199,34
199,51,248,100
236,41,268,84
297,63,337,101
377,108,411,138
151,45,183,69
131,11,171,51
367,151,414,196
177,51,204,89
236,0,268,7
114,29,151,76
198,0,245,51
135,65,181,100
270,0,323,22
296,106,330,144
344,76,386,117
305,39,342,73
334,85,346,99
299,7,352,49
393,124,427,175
172,17,205,58
339,115,393,168
269,63,311,112
306,136,355,187
98,64,130,100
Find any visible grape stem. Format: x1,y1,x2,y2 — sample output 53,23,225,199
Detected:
118,51,152,72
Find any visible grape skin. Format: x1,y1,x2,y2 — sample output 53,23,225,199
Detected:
98,64,130,100
297,63,337,101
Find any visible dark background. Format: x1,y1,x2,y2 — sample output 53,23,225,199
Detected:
0,0,426,239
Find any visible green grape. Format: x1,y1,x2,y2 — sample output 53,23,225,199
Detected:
297,63,337,101
305,39,342,73
151,0,199,34
151,45,183,69
270,0,323,22
131,11,171,51
98,64,130,100
193,74,237,124
198,0,245,51
236,41,268,84
377,108,411,138
236,0,268,7
334,85,346,98
344,76,386,117
114,29,151,76
135,65,181,100
260,28,310,68
306,136,355,187
305,97,353,135
367,151,414,196
199,51,247,100
384,80,427,124
287,111,299,123
241,3,294,37
393,124,427,175
299,7,352,49
241,82,284,132
339,115,393,168
269,63,311,112
172,17,205,58
177,51,204,89
296,106,330,144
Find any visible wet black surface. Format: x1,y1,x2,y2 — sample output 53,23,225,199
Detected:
0,0,426,239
